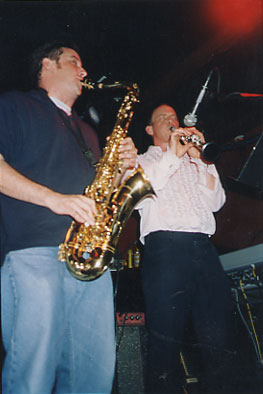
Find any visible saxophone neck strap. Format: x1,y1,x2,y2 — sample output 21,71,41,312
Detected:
58,108,97,167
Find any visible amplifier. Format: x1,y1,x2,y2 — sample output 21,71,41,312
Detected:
116,312,145,326
220,243,263,273
114,315,146,394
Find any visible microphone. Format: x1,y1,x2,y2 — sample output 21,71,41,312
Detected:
184,69,214,127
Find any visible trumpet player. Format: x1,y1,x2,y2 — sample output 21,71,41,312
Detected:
0,39,137,394
136,104,232,394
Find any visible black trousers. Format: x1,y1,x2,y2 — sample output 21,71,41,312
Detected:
141,231,233,394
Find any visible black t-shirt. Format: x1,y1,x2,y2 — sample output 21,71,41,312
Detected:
0,89,100,258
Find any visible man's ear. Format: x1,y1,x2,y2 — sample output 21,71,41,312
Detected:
146,125,153,136
41,57,53,71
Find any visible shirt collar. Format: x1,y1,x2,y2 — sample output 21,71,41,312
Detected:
49,96,72,116
149,145,163,153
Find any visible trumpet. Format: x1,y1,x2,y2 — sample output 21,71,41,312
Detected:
170,127,220,162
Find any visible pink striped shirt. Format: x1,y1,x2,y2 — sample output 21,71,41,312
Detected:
136,145,226,244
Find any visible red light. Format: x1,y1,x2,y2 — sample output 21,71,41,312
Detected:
206,0,261,36
240,93,263,97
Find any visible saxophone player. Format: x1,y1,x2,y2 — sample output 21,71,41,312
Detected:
0,40,137,394
136,104,233,394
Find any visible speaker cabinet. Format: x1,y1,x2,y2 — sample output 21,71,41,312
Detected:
113,313,147,394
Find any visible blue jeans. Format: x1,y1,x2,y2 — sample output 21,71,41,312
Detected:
1,247,116,394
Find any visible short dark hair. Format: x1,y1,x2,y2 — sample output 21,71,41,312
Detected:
30,39,80,87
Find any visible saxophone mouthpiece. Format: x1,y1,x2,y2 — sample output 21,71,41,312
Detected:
81,79,96,89
81,79,120,90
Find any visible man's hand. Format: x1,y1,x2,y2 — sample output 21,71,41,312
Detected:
46,192,97,224
169,127,205,159
185,127,205,159
49,139,138,223
118,137,138,171
169,127,193,158
0,153,97,224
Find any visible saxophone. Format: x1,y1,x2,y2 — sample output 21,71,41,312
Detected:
58,80,155,281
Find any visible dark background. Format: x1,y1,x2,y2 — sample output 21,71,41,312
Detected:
1,1,263,392
1,0,262,254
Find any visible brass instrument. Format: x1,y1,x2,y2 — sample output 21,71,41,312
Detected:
81,79,127,90
58,80,155,281
170,127,220,162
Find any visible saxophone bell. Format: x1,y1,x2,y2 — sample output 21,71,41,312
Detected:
170,127,220,162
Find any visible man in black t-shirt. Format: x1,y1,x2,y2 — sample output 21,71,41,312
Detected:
0,40,137,394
